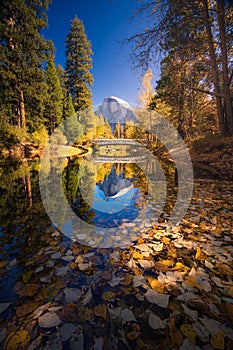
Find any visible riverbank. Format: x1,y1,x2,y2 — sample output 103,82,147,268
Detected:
189,135,233,180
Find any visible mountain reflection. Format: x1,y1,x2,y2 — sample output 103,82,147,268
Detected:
63,161,148,228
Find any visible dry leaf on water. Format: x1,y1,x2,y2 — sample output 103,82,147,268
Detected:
210,331,225,350
148,312,162,329
168,316,183,346
180,324,196,344
4,330,30,350
145,289,169,308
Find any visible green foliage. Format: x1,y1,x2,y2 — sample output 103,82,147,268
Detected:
44,55,63,134
64,94,83,143
0,122,27,149
65,15,94,111
0,0,53,131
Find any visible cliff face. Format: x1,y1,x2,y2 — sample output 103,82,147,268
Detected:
95,96,136,129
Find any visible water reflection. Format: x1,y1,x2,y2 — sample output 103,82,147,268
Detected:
72,163,147,228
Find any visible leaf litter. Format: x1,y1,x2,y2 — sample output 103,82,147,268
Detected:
0,179,233,349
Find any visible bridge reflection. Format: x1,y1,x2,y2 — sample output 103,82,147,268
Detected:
91,155,147,163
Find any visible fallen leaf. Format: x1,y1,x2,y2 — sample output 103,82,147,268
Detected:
126,322,140,340
94,304,107,320
226,302,233,322
154,261,169,272
148,278,165,293
102,291,116,300
27,284,40,297
210,331,225,350
145,289,169,308
132,250,143,260
4,330,30,350
38,312,61,328
0,303,11,314
133,275,146,288
161,237,170,244
168,316,183,346
179,338,201,350
148,312,162,329
121,308,137,322
180,324,196,344
59,323,77,342
216,263,233,279
138,260,154,269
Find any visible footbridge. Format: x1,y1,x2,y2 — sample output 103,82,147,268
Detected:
92,139,144,146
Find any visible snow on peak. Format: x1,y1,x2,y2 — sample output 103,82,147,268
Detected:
108,96,131,109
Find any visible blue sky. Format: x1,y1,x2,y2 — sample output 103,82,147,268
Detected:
43,0,157,106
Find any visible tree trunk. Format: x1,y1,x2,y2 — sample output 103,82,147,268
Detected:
216,0,233,135
201,0,226,136
20,90,26,130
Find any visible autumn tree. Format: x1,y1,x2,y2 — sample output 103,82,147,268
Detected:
65,16,94,111
128,0,233,136
138,68,154,107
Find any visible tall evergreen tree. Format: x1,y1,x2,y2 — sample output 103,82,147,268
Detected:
44,55,63,134
65,15,94,111
0,0,53,132
56,64,68,99
64,94,83,142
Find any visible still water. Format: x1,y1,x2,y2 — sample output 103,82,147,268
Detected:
0,151,176,349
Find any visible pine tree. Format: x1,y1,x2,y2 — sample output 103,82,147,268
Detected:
44,55,63,134
0,0,53,132
65,15,94,111
64,94,83,142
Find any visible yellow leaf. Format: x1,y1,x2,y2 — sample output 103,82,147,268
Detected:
162,259,174,266
84,307,94,321
4,330,30,350
200,222,207,231
94,304,107,320
195,247,202,260
102,291,116,300
180,324,196,344
132,250,143,260
184,276,201,290
169,317,183,346
161,237,170,244
122,274,133,286
126,322,140,340
210,331,225,350
148,278,164,293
